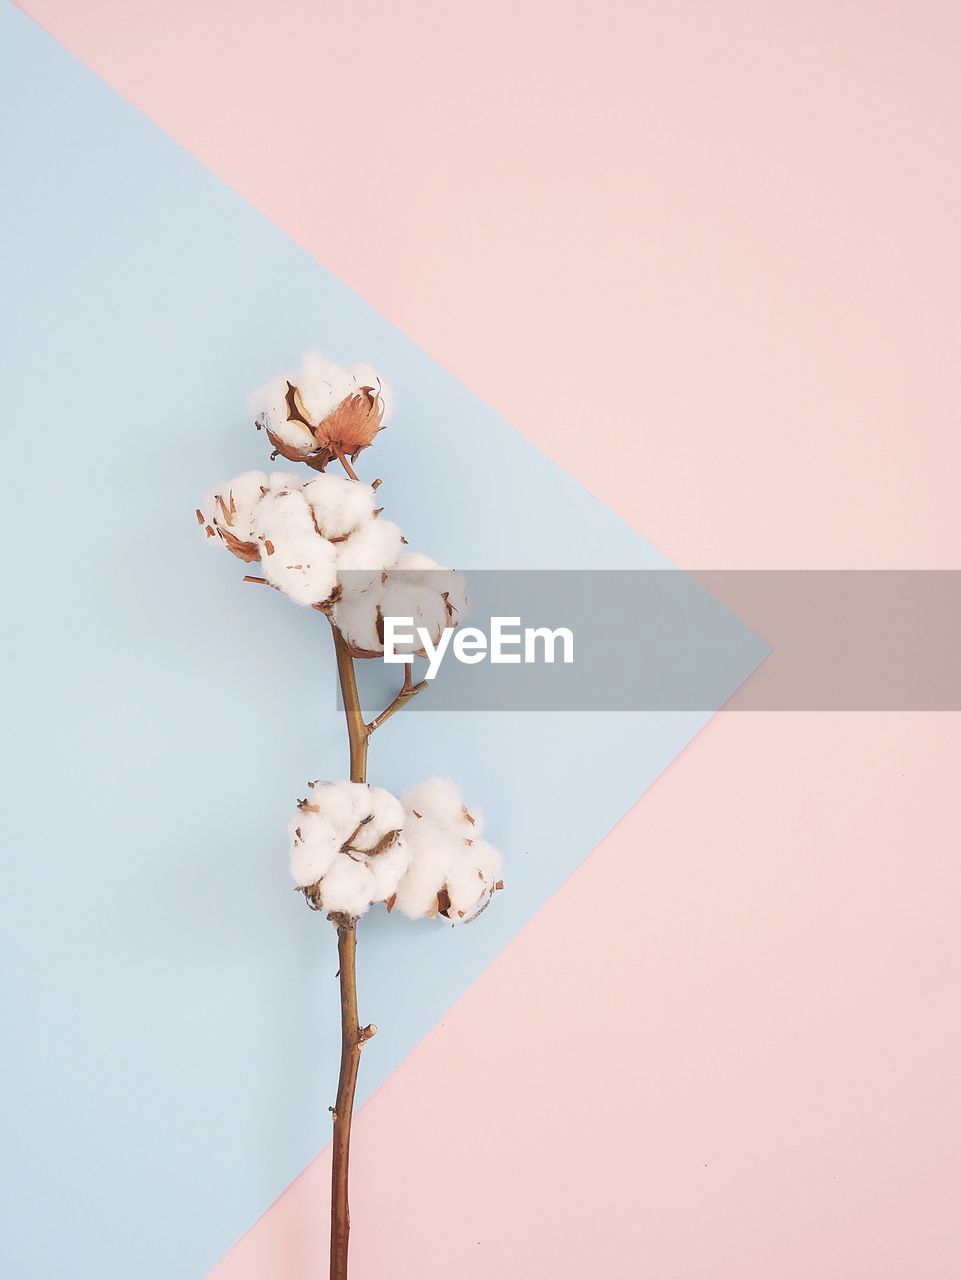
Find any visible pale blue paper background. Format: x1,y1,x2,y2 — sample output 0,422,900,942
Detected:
0,4,766,1275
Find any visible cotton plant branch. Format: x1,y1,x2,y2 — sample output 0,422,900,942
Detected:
328,915,365,1280
198,353,504,1280
367,663,429,734
325,622,426,1280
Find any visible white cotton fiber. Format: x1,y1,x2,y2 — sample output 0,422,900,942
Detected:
392,847,447,919
391,554,469,624
346,785,405,850
445,839,503,919
203,470,269,542
267,471,303,493
402,778,478,833
332,586,383,654
390,551,437,574
302,474,376,539
315,854,376,917
333,550,469,655
250,375,316,452
393,780,501,923
366,839,411,902
249,356,391,468
289,780,408,917
349,362,393,425
305,779,367,832
253,489,339,606
201,454,418,609
288,807,341,887
297,354,356,424
379,579,450,648
335,519,404,591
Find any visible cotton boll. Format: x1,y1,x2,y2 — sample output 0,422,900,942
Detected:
336,519,404,591
248,376,287,429
393,781,502,923
267,470,304,494
315,854,376,918
380,579,450,648
350,362,393,424
332,585,384,655
259,538,337,607
298,354,355,424
392,822,452,919
250,356,389,469
304,780,368,832
295,354,386,459
445,839,503,921
302,783,404,914
290,841,335,891
288,808,341,888
388,554,470,628
414,564,469,625
367,839,411,903
301,474,376,539
391,859,442,919
250,375,316,452
291,780,407,916
403,779,480,835
253,490,339,606
340,553,470,657
440,570,469,622
392,551,439,574
203,470,268,533
200,470,272,561
357,786,405,850
253,489,317,545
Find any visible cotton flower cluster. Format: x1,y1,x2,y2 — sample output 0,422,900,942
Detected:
290,779,503,922
334,552,469,657
290,781,408,917
251,354,391,472
394,780,504,923
198,470,402,609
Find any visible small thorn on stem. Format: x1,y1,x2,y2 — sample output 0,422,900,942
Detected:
357,1024,378,1046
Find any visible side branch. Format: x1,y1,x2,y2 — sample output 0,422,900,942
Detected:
367,663,428,734
330,624,427,754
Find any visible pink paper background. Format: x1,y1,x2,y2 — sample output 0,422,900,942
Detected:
17,2,961,1275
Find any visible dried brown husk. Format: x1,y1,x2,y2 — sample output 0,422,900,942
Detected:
218,526,261,563
260,379,386,472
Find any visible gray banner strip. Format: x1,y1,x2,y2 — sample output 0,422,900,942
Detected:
337,571,961,711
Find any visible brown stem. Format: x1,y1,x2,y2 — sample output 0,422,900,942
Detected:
334,446,360,482
327,621,369,1280
329,916,361,1280
367,663,428,734
331,623,368,784
325,621,423,1277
